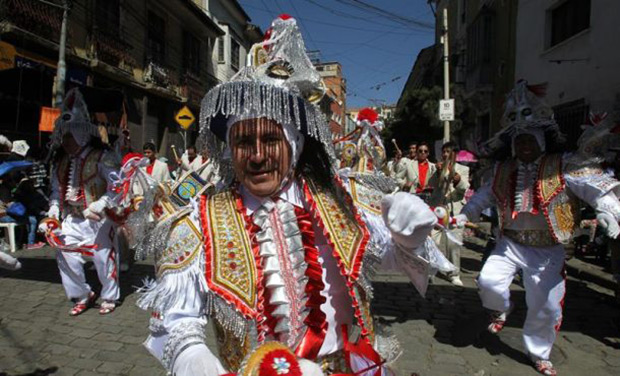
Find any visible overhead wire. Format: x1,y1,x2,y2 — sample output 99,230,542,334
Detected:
239,2,421,36
333,0,434,30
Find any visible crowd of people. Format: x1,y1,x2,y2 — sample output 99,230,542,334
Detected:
1,14,620,376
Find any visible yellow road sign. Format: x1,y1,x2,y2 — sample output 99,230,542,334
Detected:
175,106,195,130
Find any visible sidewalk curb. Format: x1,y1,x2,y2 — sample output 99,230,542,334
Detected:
565,257,617,291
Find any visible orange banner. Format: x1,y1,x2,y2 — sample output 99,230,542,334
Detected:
39,107,61,133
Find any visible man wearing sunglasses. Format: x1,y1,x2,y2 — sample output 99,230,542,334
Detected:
404,141,437,198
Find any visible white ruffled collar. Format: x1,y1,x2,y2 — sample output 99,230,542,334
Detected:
241,179,305,216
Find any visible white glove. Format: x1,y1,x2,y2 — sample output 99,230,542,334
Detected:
82,208,102,221
454,214,469,229
298,359,325,376
37,221,49,234
381,192,437,249
597,212,620,239
88,199,108,215
172,344,227,376
47,204,60,220
83,199,108,221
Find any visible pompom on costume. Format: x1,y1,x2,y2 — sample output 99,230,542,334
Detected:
459,80,620,374
130,15,446,376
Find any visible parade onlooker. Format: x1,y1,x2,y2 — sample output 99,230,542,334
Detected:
143,142,171,184
404,141,437,197
428,141,470,286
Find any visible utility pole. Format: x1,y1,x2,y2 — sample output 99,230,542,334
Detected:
53,0,69,108
441,6,450,142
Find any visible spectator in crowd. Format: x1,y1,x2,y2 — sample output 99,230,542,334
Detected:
142,142,171,184
428,141,470,286
0,172,44,250
404,141,437,198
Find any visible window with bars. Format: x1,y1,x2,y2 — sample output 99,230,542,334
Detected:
549,0,591,47
183,31,201,75
147,11,166,64
231,38,240,71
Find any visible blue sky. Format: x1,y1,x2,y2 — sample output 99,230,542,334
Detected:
238,0,436,108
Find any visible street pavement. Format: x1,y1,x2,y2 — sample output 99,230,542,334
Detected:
1,243,620,376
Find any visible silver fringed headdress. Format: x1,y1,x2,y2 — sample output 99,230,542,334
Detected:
481,80,565,155
198,14,334,184
50,88,101,149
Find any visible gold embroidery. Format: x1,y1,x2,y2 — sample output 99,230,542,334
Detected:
207,192,258,310
553,202,576,234
307,179,364,274
538,154,564,205
156,215,202,277
214,320,251,373
350,180,382,216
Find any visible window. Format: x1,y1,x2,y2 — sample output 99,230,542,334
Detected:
96,0,120,32
550,0,591,47
217,37,225,63
183,31,201,75
231,39,240,70
466,11,494,71
553,99,589,148
147,12,166,64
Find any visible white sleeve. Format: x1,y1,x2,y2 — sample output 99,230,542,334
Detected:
564,163,620,211
460,181,495,222
49,163,60,206
138,211,225,373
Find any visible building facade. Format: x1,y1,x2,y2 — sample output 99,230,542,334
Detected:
0,0,259,159
515,0,619,147
196,0,262,84
316,61,346,135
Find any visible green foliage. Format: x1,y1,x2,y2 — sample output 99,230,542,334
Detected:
383,85,466,154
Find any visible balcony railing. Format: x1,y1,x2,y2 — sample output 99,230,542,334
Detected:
91,28,136,73
0,0,63,42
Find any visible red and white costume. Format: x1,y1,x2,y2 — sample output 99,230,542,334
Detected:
458,81,620,370
47,89,121,304
133,16,448,376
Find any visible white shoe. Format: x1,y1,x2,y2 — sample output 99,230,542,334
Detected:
450,275,463,286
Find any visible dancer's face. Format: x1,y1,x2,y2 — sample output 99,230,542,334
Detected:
62,133,80,156
514,134,542,163
230,118,292,198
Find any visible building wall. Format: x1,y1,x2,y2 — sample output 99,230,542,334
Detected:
316,62,346,135
516,0,620,118
0,0,224,155
202,0,260,83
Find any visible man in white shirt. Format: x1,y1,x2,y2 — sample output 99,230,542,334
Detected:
142,142,171,184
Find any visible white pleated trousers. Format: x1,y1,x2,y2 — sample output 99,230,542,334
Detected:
56,214,120,301
477,237,566,360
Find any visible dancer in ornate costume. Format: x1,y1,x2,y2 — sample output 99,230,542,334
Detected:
455,81,620,375
39,88,121,316
131,15,450,375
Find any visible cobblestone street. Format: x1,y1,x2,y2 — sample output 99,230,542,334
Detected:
1,244,620,376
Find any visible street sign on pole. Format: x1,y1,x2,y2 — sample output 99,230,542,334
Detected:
439,99,455,122
175,106,195,130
